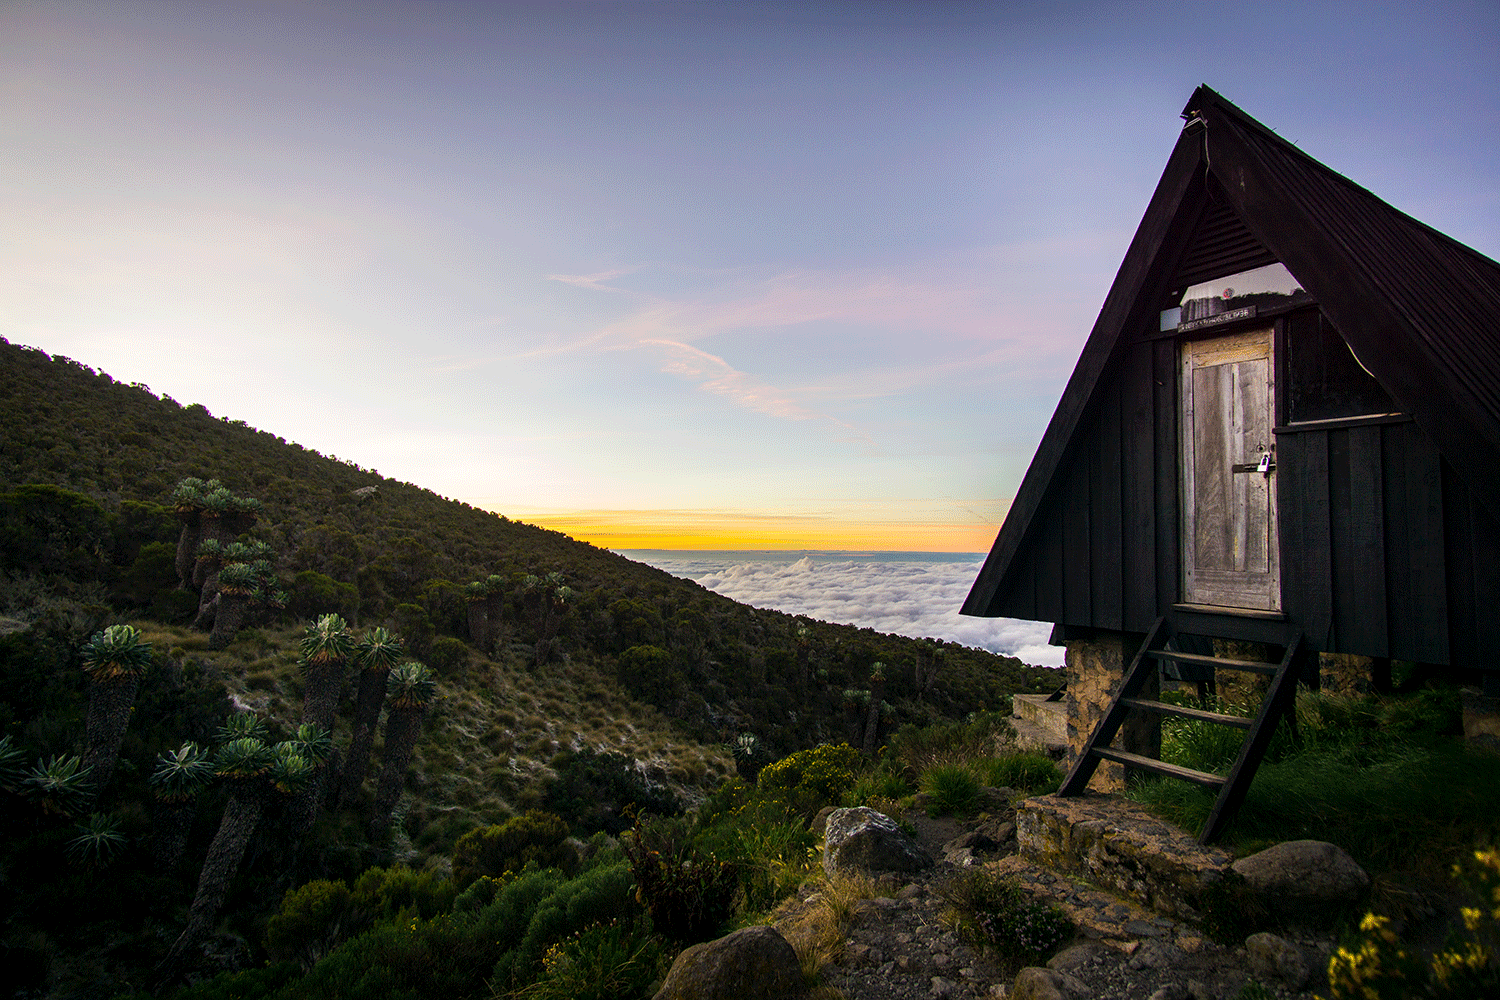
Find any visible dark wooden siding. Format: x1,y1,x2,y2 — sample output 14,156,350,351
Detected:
987,330,1494,667
991,336,1173,636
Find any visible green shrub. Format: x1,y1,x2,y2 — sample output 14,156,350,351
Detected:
616,644,685,705
515,918,664,1000
544,748,682,836
289,570,359,622
452,811,578,890
152,962,300,1000
921,763,981,817
756,742,863,805
938,866,1071,969
983,753,1064,796
265,879,366,970
492,860,641,988
622,815,738,944
843,769,912,806
349,865,458,921
426,636,469,675
885,711,1013,778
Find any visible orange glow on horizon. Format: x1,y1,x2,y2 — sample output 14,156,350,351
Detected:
488,506,1008,552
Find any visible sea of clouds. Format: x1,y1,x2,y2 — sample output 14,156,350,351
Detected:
616,550,1064,668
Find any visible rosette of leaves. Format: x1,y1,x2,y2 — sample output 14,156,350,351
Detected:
191,537,223,588
79,624,154,794
269,743,314,796
148,741,214,871
300,613,355,733
66,812,128,868
215,710,267,745
524,572,575,665
22,754,93,818
208,561,258,649
483,573,508,648
370,661,435,837
338,627,405,807
282,723,335,836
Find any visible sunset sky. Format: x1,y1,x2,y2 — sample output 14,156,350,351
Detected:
4,1,1497,552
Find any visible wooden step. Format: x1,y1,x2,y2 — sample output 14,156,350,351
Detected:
1147,650,1277,675
1119,697,1253,728
1090,747,1226,788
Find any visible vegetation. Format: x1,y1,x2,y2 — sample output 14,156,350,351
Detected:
0,338,1060,994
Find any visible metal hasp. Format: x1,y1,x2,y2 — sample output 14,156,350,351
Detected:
1056,616,1310,844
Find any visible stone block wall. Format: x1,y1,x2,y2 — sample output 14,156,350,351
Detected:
1063,633,1159,792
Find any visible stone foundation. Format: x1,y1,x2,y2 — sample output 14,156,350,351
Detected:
1064,633,1159,791
1015,793,1233,922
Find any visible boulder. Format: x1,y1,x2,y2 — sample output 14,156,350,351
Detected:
653,925,804,1000
1245,931,1313,989
1232,840,1369,923
823,807,934,877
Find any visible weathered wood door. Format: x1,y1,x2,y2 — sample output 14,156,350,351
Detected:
1181,328,1280,610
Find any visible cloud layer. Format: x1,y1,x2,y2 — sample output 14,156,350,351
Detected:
625,551,1063,667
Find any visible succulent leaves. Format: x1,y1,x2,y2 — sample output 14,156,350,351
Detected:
66,812,128,867
288,724,333,766
355,627,405,673
269,743,313,795
386,661,435,709
300,613,355,667
215,738,273,781
80,624,154,683
150,742,215,802
23,755,93,816
215,712,267,745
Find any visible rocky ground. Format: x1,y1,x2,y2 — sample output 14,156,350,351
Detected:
777,807,1335,1000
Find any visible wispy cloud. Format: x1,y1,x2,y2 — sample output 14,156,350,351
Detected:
534,234,1118,426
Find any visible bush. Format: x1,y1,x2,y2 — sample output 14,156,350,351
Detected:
1324,846,1500,999
265,879,366,970
515,918,664,1000
756,742,863,805
492,860,641,987
983,753,1064,796
452,811,578,889
544,748,682,836
289,570,359,622
622,815,738,944
938,866,1071,969
349,864,458,921
885,712,1013,778
921,763,981,817
616,644,685,705
426,636,469,675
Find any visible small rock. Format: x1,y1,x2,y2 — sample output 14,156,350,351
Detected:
989,985,1010,999
1149,986,1190,1000
1124,919,1167,938
1047,940,1115,974
1245,931,1312,989
898,883,926,901
1128,940,1184,970
931,976,959,998
1186,980,1214,1000
1011,966,1087,1000
1175,933,1205,953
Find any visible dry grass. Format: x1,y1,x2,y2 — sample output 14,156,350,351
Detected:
769,868,879,989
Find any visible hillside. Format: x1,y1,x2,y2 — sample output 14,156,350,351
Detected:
0,336,1058,996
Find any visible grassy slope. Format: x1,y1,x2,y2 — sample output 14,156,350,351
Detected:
0,336,1059,847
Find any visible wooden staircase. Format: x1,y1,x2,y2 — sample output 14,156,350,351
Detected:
1057,616,1310,845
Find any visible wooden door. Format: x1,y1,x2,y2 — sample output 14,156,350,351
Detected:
1181,328,1280,610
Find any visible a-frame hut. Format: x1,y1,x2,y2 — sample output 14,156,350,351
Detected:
962,86,1500,842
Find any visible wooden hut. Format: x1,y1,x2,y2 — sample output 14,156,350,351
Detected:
962,86,1500,842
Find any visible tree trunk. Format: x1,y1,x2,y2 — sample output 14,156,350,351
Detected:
862,675,885,758
157,791,262,982
81,675,142,797
370,706,424,838
301,660,346,734
151,799,198,873
485,592,506,651
208,593,249,650
466,600,490,651
338,665,391,807
174,514,201,588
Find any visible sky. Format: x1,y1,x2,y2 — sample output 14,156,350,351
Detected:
4,1,1498,557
